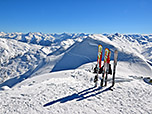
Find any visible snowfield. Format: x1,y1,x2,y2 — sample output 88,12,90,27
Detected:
0,32,152,114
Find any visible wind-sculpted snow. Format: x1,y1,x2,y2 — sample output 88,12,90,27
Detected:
51,35,151,75
51,37,116,72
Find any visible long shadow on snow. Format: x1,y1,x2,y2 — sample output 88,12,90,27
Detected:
43,86,111,107
43,77,134,107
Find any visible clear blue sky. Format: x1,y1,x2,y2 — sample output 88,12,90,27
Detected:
0,0,152,34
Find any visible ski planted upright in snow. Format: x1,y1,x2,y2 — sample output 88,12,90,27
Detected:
105,50,111,86
94,45,103,87
111,50,118,88
100,48,110,87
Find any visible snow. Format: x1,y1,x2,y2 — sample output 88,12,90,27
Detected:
0,32,152,114
0,61,152,114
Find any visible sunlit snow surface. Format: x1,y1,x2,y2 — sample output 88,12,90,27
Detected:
0,32,152,114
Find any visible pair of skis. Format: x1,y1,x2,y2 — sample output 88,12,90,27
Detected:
94,45,118,88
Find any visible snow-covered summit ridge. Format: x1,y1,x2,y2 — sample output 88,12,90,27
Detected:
0,32,151,84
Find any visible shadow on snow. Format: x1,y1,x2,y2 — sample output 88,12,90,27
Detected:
43,77,134,107
43,86,112,107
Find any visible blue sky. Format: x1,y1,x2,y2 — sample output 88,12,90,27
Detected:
0,0,152,34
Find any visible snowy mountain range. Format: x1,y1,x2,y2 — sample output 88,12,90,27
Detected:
0,32,152,114
0,32,151,82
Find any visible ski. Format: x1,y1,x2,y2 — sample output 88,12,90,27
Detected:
94,45,103,87
111,50,118,88
100,48,110,87
105,50,111,86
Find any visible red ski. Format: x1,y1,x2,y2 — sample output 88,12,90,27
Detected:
100,48,110,87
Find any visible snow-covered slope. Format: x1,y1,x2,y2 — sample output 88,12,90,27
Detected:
105,33,152,62
0,61,152,114
0,32,88,82
0,32,152,84
0,32,152,113
51,35,151,75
